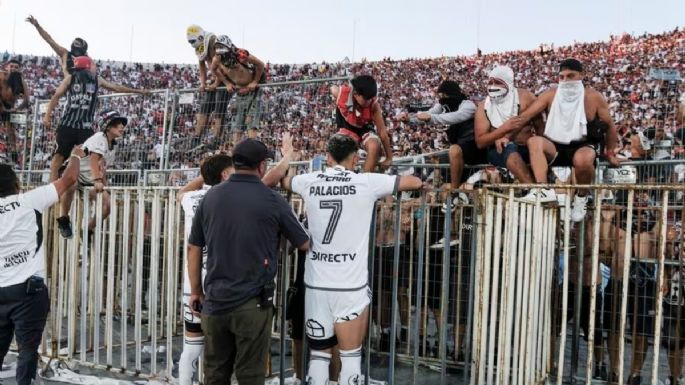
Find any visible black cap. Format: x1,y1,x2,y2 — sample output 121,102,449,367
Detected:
559,58,583,73
98,110,128,131
232,139,274,168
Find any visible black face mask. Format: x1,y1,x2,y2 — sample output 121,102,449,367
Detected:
7,72,23,95
439,95,465,113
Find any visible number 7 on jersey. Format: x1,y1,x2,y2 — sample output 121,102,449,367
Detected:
320,200,343,244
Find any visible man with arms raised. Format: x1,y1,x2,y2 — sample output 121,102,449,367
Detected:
276,134,424,385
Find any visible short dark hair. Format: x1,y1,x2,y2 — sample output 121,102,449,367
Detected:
559,58,584,73
200,155,233,186
0,164,19,198
327,134,358,164
350,75,377,100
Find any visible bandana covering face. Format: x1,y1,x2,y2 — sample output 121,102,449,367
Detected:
545,80,587,144
484,66,518,128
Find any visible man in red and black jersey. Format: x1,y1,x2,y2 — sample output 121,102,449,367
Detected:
331,75,393,172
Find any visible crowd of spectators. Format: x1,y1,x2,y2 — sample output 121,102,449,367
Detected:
1,27,683,181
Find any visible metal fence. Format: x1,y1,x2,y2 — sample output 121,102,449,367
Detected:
30,172,685,385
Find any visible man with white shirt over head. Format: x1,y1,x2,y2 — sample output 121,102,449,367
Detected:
510,58,621,221
276,134,424,385
474,65,542,183
0,146,84,385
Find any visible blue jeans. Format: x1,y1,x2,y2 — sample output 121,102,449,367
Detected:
487,142,529,168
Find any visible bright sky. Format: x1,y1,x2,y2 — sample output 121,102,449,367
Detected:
0,0,683,65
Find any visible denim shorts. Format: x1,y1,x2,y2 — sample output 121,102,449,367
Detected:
486,142,529,168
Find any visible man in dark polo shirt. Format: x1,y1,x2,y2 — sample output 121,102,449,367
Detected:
187,138,309,385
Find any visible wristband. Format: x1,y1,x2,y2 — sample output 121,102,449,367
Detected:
69,153,82,160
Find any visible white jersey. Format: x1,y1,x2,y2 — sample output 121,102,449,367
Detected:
0,184,58,287
180,186,211,295
292,166,398,290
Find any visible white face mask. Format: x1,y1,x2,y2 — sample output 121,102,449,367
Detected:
558,80,584,103
487,86,508,101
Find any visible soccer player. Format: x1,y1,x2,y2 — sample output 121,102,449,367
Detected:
178,154,234,385
276,134,424,385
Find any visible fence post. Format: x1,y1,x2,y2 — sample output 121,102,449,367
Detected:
159,89,171,170
28,101,41,172
164,89,177,170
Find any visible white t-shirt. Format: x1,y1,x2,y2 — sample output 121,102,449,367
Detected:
81,132,116,172
292,166,398,290
0,184,58,287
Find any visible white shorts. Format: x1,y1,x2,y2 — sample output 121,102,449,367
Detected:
304,286,371,341
183,250,207,326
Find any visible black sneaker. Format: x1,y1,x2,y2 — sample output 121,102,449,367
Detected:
627,373,641,385
56,216,73,239
592,362,608,381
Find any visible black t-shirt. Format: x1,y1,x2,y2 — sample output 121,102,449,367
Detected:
189,174,309,314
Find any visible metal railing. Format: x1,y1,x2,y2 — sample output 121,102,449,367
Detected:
29,164,685,385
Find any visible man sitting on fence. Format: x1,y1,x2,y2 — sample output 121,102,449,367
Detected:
56,110,127,238
474,65,541,184
332,75,394,172
512,58,621,221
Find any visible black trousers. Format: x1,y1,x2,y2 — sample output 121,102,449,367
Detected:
0,278,50,385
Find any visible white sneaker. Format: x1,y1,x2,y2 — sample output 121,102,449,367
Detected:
429,237,459,250
520,188,557,203
570,195,588,222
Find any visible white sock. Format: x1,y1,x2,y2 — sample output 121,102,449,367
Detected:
179,335,204,385
306,350,331,385
339,347,362,385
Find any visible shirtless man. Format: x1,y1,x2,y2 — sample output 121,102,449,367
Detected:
0,60,29,161
595,189,659,384
511,58,621,221
474,65,542,183
186,25,232,138
211,35,266,143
